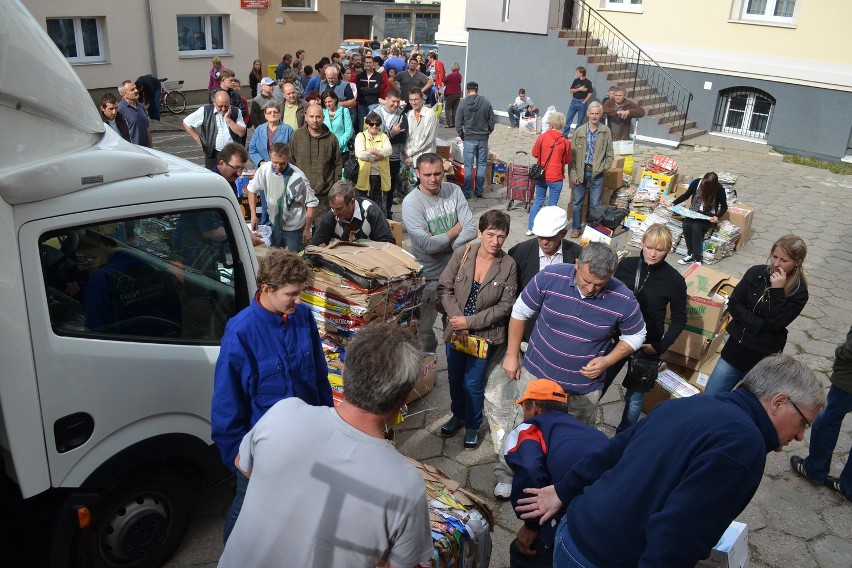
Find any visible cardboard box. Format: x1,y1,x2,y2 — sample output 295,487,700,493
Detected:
639,170,678,195
406,354,438,403
611,155,626,171
723,204,755,251
492,161,508,185
519,115,539,135
682,264,740,338
670,181,691,201
663,330,727,370
435,139,451,160
387,219,403,247
604,166,624,189
696,521,749,568
642,382,672,414
580,224,632,252
624,211,647,231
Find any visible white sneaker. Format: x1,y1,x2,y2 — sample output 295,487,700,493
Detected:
494,482,512,499
677,256,694,265
525,230,534,236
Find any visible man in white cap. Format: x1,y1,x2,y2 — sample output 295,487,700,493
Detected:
493,206,583,500
504,379,608,566
251,77,281,128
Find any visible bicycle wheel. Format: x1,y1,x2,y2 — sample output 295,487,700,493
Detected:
164,90,186,114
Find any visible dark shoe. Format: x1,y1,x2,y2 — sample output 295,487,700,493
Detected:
440,417,463,438
824,476,852,502
790,455,818,482
474,192,483,198
463,429,481,450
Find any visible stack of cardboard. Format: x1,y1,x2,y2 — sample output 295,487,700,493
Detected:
717,172,739,204
301,241,431,400
644,265,739,412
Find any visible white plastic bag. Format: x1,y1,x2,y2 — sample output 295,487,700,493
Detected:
540,105,557,132
483,350,524,455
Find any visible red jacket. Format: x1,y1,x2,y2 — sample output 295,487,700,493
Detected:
532,129,571,183
429,60,446,87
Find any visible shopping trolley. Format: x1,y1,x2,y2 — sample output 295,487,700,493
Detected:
505,151,535,211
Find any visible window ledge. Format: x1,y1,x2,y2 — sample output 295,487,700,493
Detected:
281,7,317,12
727,18,796,29
69,60,110,66
709,132,768,145
179,53,233,60
599,6,643,14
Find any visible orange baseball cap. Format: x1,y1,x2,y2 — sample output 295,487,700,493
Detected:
514,379,569,405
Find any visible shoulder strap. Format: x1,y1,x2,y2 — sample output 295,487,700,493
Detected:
541,136,561,168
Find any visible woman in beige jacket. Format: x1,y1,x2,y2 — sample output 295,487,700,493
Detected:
437,209,518,450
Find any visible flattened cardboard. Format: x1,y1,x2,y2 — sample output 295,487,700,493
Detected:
406,354,438,403
388,219,403,247
304,240,422,281
663,330,726,370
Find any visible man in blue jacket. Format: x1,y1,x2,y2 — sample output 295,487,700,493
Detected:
212,250,332,544
505,379,608,567
515,354,824,568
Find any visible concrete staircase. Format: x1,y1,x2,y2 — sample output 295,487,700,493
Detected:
559,29,706,144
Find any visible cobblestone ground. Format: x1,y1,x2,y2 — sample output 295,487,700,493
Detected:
154,113,852,568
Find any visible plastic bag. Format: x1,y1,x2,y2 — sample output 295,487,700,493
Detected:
483,348,523,455
540,105,557,132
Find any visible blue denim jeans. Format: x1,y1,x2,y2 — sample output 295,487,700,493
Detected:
508,106,524,127
553,516,598,568
562,99,587,136
803,384,852,497
571,166,603,231
529,180,565,231
446,342,496,431
463,139,489,197
223,473,249,544
271,226,305,252
703,356,748,396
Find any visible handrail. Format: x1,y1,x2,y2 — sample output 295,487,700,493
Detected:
573,0,694,138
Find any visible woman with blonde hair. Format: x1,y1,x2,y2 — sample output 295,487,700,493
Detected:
354,111,392,214
704,234,809,395
527,111,572,235
602,224,687,431
209,56,224,100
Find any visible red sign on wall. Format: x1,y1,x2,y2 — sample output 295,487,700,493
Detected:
241,0,269,8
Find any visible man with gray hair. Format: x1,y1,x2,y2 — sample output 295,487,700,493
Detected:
601,86,645,141
117,80,152,147
309,180,395,246
219,323,433,567
503,242,645,425
567,101,613,238
515,354,824,567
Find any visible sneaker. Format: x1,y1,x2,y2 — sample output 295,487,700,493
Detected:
824,476,852,502
790,455,818,483
440,417,463,438
474,192,484,198
494,482,512,499
463,429,481,450
525,230,534,236
570,230,581,239
677,256,694,265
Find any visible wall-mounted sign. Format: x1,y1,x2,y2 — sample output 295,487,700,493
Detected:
241,0,269,8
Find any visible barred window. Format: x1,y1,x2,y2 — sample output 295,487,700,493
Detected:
713,87,775,140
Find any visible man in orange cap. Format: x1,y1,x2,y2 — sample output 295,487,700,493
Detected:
503,379,608,567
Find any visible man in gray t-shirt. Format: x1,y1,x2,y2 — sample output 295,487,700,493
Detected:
402,153,477,352
219,324,433,568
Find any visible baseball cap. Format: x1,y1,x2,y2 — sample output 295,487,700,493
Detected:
514,379,569,405
532,206,568,238
466,81,479,91
260,77,275,86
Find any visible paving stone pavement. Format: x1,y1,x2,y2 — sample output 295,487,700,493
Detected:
153,112,852,568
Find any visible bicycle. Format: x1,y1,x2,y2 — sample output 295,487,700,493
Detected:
159,78,187,114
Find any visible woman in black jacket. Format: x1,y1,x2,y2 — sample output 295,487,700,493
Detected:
670,172,728,265
603,224,687,432
704,234,809,395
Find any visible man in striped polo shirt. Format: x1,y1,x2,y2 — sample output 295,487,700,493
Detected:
502,242,645,425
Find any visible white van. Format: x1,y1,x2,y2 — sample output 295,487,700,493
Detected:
0,3,259,566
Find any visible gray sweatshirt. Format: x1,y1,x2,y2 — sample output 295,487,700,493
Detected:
401,182,477,279
456,94,495,141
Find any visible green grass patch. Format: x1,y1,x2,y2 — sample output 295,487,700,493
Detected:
772,148,852,175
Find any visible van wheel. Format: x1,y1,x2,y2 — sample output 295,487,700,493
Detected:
74,470,192,567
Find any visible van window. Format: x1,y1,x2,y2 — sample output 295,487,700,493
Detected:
39,211,239,343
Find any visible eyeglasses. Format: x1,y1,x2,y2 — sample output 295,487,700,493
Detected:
367,122,381,127
224,162,246,174
788,399,812,430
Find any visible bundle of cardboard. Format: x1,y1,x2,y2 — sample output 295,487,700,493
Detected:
301,241,428,396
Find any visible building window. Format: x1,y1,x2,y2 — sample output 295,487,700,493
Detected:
46,17,105,63
385,13,412,41
603,0,643,12
414,14,439,43
739,0,796,22
177,15,227,54
282,0,316,10
713,87,776,140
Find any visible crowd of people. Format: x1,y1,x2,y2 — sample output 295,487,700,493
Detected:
93,41,850,568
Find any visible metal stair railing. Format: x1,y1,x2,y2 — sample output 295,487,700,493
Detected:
573,0,694,138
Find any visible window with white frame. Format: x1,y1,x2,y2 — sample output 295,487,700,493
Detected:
603,0,643,12
177,15,227,54
740,0,796,23
281,0,316,10
713,87,776,140
47,17,105,63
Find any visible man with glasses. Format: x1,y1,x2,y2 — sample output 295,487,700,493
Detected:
183,90,247,168
515,354,824,568
310,180,394,246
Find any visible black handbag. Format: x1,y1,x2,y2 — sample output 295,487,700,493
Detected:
343,152,359,182
529,137,560,183
622,350,660,392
